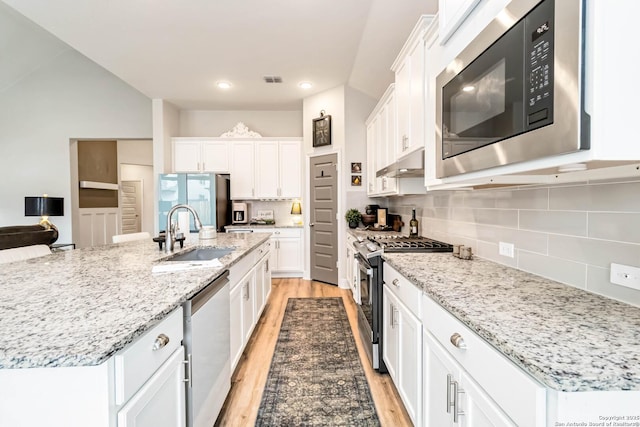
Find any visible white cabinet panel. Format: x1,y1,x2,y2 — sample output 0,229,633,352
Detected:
255,141,279,198
173,141,201,172
229,141,256,199
229,282,244,370
278,140,302,198
117,346,186,427
173,139,229,173
201,141,229,172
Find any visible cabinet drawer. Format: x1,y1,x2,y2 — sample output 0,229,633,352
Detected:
422,296,546,427
115,307,184,405
255,240,271,260
383,263,421,318
264,228,301,238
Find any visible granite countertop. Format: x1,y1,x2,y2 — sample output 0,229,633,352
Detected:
225,224,303,229
381,252,640,392
0,232,270,369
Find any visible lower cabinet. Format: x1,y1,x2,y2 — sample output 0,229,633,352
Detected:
117,347,186,427
263,228,303,277
423,331,514,427
382,282,422,426
229,241,272,371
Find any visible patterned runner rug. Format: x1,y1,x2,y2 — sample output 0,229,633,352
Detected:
256,297,380,426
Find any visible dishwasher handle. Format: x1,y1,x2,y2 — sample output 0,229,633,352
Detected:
191,270,230,314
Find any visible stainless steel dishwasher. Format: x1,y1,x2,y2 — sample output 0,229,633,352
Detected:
183,270,230,427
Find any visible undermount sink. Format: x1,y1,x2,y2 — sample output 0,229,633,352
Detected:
166,247,234,262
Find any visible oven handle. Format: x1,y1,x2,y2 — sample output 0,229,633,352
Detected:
355,254,373,278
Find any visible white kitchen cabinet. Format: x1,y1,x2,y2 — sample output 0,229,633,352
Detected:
254,242,271,319
255,140,301,199
240,269,256,344
229,140,256,199
117,346,186,427
422,295,545,427
383,263,423,425
423,331,514,427
366,84,399,197
229,278,244,370
344,234,360,304
260,228,302,277
173,138,229,173
391,16,432,158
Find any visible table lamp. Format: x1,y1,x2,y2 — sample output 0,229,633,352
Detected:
290,201,302,225
25,195,64,230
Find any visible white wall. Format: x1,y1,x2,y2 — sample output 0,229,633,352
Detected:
179,110,302,137
385,178,640,307
0,49,152,243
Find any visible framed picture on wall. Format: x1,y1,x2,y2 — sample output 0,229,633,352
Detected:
351,175,362,186
351,162,361,173
312,114,332,147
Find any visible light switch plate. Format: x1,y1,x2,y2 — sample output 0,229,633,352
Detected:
610,263,640,291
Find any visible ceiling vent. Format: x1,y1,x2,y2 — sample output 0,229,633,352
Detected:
263,76,283,83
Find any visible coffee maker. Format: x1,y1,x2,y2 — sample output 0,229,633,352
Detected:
232,202,249,224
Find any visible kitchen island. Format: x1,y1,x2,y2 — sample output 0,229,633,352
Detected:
0,232,270,427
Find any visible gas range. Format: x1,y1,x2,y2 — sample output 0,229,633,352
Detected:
354,233,453,258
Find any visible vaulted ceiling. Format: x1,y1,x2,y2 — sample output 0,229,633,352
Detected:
0,0,437,110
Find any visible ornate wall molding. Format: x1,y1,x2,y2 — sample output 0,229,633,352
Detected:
220,122,262,138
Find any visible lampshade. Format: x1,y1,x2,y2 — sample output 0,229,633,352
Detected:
290,201,302,215
25,196,64,217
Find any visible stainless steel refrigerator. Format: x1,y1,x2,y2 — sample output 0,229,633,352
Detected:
158,173,231,232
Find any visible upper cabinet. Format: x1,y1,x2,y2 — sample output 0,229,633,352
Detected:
230,139,302,200
173,138,230,173
391,16,433,159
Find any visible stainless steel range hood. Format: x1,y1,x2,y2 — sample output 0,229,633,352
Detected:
376,149,425,178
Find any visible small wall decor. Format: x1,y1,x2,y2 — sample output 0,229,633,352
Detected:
312,110,332,147
351,175,362,186
351,162,361,173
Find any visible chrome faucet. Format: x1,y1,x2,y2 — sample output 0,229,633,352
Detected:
165,204,203,252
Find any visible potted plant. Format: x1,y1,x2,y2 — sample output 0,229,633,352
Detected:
345,208,362,229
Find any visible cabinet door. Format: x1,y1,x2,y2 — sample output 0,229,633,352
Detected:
174,141,201,172
278,141,301,198
461,371,516,427
229,283,244,370
241,271,256,343
398,303,422,426
201,141,229,172
254,257,265,317
408,37,425,155
366,122,379,196
255,141,279,198
275,237,302,272
230,141,255,199
262,255,272,302
395,57,411,155
382,286,399,381
423,331,458,427
117,347,186,427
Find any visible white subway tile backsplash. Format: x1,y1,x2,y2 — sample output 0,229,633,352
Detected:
518,251,587,289
548,235,640,268
386,178,640,306
586,266,640,308
588,213,640,244
519,210,588,236
550,181,640,212
494,188,549,209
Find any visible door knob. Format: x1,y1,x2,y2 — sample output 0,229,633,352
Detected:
309,223,315,227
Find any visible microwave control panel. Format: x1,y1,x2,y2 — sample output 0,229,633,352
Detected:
525,0,554,129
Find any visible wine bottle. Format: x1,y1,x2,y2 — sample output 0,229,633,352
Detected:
410,208,419,237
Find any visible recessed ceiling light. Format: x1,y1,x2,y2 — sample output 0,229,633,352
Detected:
216,81,232,89
298,82,312,90
462,85,475,92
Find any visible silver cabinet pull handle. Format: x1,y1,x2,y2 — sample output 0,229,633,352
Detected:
183,353,192,387
452,379,460,423
152,333,170,351
450,333,467,349
392,278,400,287
446,374,453,414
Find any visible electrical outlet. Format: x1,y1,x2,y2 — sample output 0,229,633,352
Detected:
498,241,515,258
610,263,640,291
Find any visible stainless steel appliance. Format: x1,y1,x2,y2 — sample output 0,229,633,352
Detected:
158,174,232,232
183,271,230,427
232,202,248,224
352,234,453,372
436,0,589,178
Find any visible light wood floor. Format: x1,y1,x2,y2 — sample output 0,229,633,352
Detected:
216,278,412,427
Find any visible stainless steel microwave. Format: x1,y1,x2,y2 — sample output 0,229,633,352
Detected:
435,0,590,178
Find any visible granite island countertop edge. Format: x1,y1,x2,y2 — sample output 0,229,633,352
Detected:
0,232,271,369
